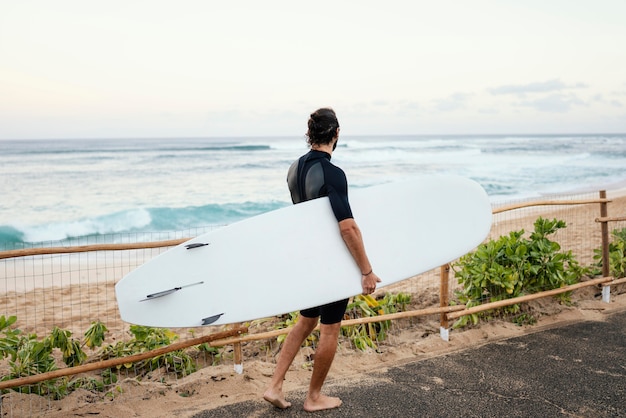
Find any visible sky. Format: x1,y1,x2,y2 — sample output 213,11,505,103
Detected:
1,0,625,139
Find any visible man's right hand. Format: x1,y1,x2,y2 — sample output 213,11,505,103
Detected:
361,271,382,295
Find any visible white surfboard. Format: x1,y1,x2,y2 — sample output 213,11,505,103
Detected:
115,175,492,328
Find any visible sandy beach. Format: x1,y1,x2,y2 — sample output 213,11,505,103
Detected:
1,189,625,417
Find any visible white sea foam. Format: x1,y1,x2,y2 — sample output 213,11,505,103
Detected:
19,208,153,243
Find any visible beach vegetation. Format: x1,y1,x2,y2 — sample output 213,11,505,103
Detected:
196,343,224,366
100,325,196,377
0,319,109,399
0,290,409,401
591,227,626,279
342,292,411,351
452,217,584,328
84,320,109,349
272,292,411,351
0,318,198,400
274,312,319,346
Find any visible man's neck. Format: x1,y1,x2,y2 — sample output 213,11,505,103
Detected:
311,142,334,156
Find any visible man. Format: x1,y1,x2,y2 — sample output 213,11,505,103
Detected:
263,108,382,412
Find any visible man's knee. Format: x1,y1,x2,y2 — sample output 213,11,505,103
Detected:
319,322,342,336
297,315,319,333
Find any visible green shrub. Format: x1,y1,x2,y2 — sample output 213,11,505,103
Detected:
0,318,110,399
592,227,626,279
0,317,200,399
100,325,196,377
452,217,584,328
342,292,411,350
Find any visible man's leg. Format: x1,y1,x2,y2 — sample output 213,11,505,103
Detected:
303,322,343,412
263,315,319,409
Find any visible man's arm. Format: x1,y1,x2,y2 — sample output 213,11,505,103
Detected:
338,218,382,295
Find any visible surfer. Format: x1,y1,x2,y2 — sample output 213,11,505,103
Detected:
264,108,382,412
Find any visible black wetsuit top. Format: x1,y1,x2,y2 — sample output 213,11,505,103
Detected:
287,150,353,324
286,150,353,222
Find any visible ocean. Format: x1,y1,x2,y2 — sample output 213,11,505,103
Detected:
1,134,626,250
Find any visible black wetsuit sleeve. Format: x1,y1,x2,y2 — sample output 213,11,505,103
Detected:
323,166,353,222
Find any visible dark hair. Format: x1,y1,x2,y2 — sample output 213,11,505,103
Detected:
306,108,340,147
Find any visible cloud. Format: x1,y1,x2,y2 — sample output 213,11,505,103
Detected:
489,79,588,96
517,93,586,113
591,93,623,108
433,92,472,112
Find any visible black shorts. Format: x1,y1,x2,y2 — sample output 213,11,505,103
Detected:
300,298,349,325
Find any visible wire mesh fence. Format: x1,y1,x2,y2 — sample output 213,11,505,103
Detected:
1,190,625,417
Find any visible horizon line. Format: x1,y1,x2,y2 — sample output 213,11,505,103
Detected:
2,132,626,142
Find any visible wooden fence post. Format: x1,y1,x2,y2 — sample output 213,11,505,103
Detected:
599,190,611,302
233,323,244,374
600,190,610,277
440,263,450,341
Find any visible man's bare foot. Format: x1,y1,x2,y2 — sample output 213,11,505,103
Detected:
263,389,292,409
303,394,342,412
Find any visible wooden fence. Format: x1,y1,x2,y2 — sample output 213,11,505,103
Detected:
0,190,624,395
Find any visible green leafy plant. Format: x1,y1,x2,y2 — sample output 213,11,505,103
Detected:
273,312,319,346
452,217,583,328
0,318,111,399
592,227,626,279
84,321,109,349
0,315,20,360
0,320,61,397
197,344,224,366
342,292,411,350
100,325,196,377
50,327,86,367
0,317,213,400
0,317,188,400
270,292,411,351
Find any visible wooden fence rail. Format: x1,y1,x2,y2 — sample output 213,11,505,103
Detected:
446,277,613,321
0,327,247,391
0,238,189,260
492,198,611,214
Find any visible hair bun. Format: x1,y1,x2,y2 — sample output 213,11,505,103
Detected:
306,108,339,147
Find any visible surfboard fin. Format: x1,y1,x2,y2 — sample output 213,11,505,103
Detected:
142,288,180,300
185,243,209,249
140,281,204,301
202,313,224,325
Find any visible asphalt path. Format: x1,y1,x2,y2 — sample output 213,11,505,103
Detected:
192,310,626,417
